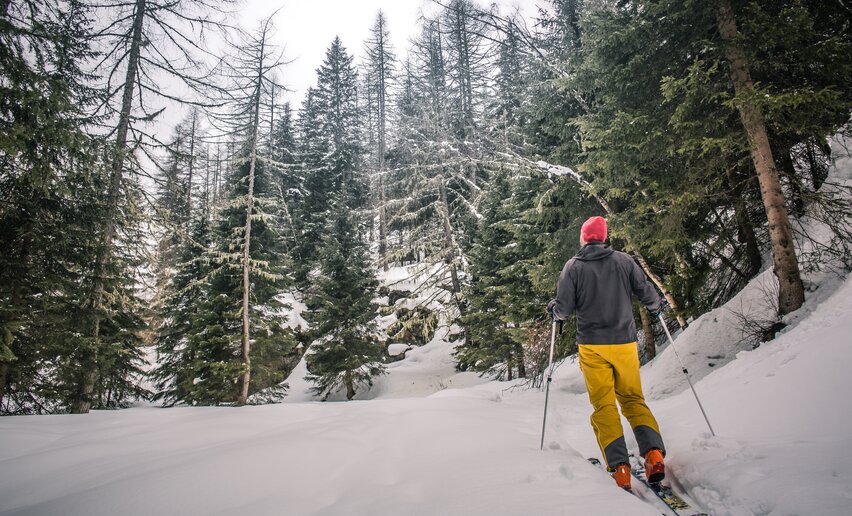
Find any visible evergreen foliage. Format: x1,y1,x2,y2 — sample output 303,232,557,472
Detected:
304,199,385,401
0,0,148,413
2,0,851,411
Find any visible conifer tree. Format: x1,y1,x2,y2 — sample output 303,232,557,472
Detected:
207,16,294,405
457,174,522,379
442,0,489,141
565,0,851,317
382,18,482,315
290,87,329,286
0,0,149,413
67,0,234,414
315,37,366,207
153,16,296,406
363,11,396,270
292,37,365,287
304,197,384,401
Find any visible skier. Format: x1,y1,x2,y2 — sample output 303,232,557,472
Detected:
547,216,666,491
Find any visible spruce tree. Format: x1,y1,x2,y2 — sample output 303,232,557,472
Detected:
290,87,330,286
565,0,852,317
0,0,148,413
304,198,384,401
363,11,396,270
154,16,296,406
457,174,521,379
292,37,365,287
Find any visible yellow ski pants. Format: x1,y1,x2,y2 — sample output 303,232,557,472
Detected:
578,343,665,469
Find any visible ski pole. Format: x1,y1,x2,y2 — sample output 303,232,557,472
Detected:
540,318,559,450
659,315,716,437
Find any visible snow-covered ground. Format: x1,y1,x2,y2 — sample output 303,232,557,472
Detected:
2,140,850,516
2,267,851,515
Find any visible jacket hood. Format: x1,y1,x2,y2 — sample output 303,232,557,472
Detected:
575,243,614,262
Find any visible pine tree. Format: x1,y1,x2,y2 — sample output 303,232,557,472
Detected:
0,0,148,413
154,16,296,406
291,37,365,287
65,0,234,414
304,198,384,401
315,37,366,207
290,87,330,286
363,11,396,270
382,17,483,315
565,0,852,318
457,174,521,379
442,0,489,141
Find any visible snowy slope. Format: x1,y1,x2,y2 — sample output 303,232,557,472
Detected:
0,386,659,516
2,269,851,515
2,142,850,516
283,263,484,402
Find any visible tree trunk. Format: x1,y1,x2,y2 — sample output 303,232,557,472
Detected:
345,371,355,401
72,0,147,415
213,143,221,205
438,175,462,298
379,172,388,271
633,252,688,329
187,109,197,219
639,306,655,361
237,41,266,407
726,166,762,278
716,0,804,316
0,362,9,406
377,21,388,271
514,342,526,378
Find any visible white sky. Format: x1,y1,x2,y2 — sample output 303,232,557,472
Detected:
150,0,545,142
236,0,543,108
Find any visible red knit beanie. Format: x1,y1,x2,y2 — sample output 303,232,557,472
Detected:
581,216,607,243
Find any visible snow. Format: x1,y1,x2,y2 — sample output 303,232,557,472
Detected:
275,291,309,331
4,268,852,515
2,142,851,515
386,343,410,356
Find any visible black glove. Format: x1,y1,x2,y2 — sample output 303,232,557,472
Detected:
649,301,669,318
547,299,558,317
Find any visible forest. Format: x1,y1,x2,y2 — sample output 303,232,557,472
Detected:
1,0,850,414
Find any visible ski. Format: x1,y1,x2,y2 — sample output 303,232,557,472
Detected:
588,457,677,516
628,455,708,516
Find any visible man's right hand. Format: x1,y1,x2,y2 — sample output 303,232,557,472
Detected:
649,301,669,318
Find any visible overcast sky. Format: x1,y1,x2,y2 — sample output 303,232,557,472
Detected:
235,0,543,108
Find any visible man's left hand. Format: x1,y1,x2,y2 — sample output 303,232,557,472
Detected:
547,299,558,317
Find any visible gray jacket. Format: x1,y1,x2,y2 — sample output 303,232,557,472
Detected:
552,243,662,344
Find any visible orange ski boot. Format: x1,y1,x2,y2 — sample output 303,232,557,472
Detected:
612,463,631,490
645,448,665,484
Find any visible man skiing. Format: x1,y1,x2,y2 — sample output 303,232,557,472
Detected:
547,216,666,491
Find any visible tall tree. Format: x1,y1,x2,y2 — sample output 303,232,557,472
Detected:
714,0,803,315
442,0,489,141
207,16,293,405
363,11,396,270
0,0,147,413
291,37,365,287
73,0,234,413
304,199,384,401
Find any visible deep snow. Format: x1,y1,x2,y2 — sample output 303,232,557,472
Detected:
2,140,850,516
2,266,851,515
